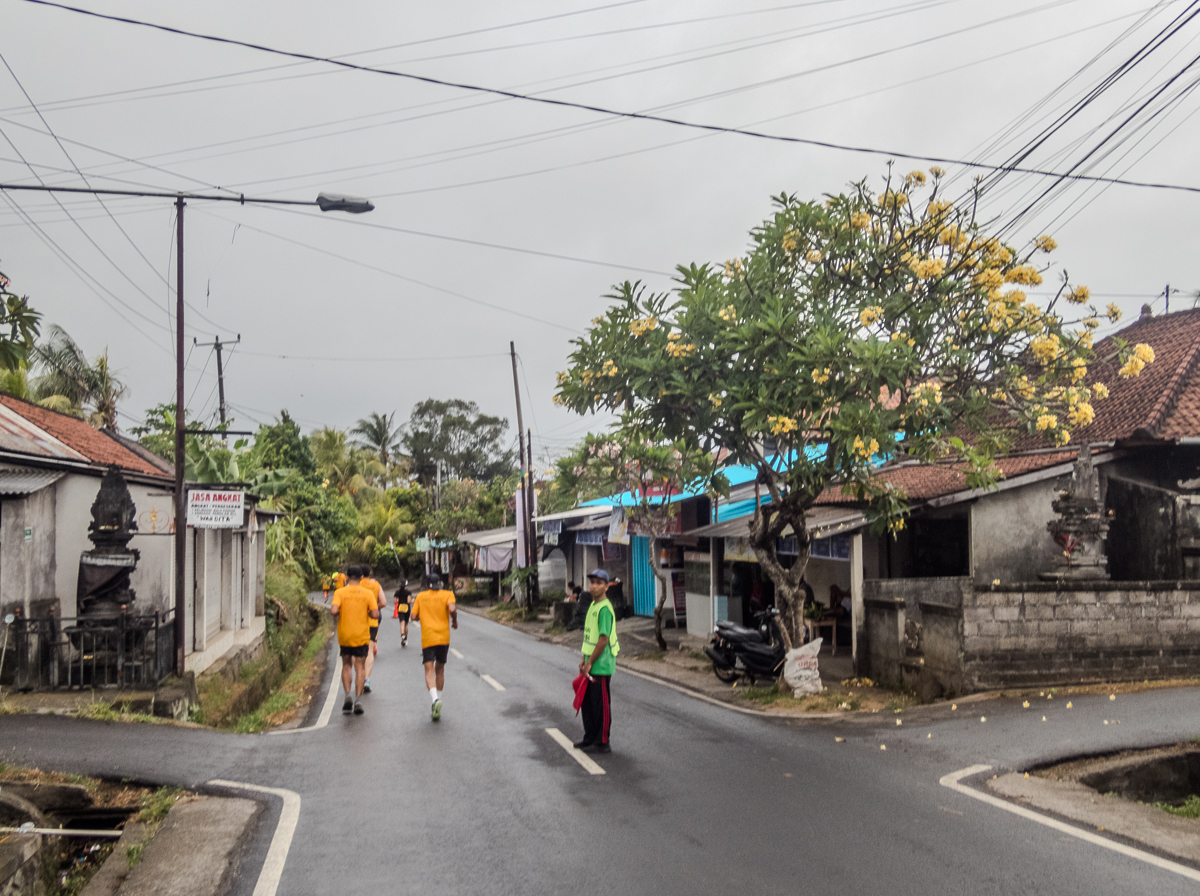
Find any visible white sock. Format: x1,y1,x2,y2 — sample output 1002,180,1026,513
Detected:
430,688,438,704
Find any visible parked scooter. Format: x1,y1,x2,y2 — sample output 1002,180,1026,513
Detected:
704,607,786,684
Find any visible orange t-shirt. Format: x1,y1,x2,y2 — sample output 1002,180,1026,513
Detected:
362,577,384,628
411,589,456,648
332,584,376,647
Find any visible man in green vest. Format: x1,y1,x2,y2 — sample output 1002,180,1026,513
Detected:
575,569,620,753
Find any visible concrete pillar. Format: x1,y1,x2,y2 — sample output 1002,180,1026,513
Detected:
851,531,865,673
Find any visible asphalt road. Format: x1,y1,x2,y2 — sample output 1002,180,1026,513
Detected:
4,611,1200,895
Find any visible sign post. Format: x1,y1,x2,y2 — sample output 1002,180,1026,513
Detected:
187,490,245,529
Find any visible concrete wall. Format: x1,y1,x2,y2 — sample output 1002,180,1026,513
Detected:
862,578,1200,694
0,488,56,618
52,475,175,616
969,478,1064,584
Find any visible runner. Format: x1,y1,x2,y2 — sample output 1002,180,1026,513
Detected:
323,569,347,603
410,573,457,721
393,579,412,647
330,564,380,715
361,566,386,693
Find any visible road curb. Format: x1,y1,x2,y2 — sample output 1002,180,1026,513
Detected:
618,663,844,719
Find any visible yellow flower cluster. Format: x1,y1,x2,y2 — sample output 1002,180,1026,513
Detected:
974,268,1004,291
860,306,884,327
1036,413,1058,432
709,393,723,407
913,382,943,408
890,332,916,346
555,370,569,385
1119,345,1155,378
601,359,618,377
927,199,953,218
1054,428,1071,447
1067,402,1095,427
1035,235,1057,253
665,333,696,358
812,367,832,384
852,435,880,459
718,305,737,323
906,254,946,279
723,258,744,280
629,317,659,336
805,249,823,264
1070,357,1087,382
850,211,871,229
1105,303,1121,323
904,170,927,187
769,415,798,435
1066,285,1090,304
878,190,908,209
1134,343,1155,364
1030,334,1061,364
1093,382,1110,400
929,165,946,178
1004,265,1043,286
782,230,800,254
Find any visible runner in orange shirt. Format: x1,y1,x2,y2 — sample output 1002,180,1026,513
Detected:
410,573,457,722
360,566,386,693
330,565,380,715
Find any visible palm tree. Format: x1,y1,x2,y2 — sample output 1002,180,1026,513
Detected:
30,325,127,428
310,426,386,501
352,411,404,473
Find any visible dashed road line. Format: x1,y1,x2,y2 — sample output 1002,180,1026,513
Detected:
207,780,301,896
480,674,506,691
546,727,606,775
450,647,465,659
940,765,1200,883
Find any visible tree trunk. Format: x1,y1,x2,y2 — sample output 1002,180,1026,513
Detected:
747,483,812,649
648,535,672,651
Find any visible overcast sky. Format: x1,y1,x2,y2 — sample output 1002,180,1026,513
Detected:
2,0,1196,464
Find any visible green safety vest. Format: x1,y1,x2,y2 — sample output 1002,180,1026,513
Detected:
583,597,620,659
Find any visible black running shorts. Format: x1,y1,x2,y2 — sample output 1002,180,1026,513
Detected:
369,626,379,642
396,610,411,622
421,644,449,664
340,643,369,658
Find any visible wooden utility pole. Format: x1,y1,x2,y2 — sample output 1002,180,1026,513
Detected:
193,334,240,438
510,343,536,600
174,197,186,676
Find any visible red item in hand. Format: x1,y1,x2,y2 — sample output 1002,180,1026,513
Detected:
572,673,591,715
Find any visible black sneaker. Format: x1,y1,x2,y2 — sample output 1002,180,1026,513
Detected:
362,681,372,694
573,740,595,751
353,701,364,715
342,696,353,714
595,743,611,754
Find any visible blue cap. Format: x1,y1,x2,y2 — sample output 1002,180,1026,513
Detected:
588,569,610,583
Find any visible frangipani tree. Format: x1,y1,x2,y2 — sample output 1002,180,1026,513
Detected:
556,169,1153,646
558,433,721,649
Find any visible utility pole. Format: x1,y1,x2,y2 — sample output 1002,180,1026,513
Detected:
173,197,186,677
193,334,240,438
510,342,536,602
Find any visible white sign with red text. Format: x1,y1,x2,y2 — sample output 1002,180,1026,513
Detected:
187,489,245,528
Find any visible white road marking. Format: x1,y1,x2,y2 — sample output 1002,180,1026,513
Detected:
480,674,506,691
546,727,606,776
450,647,464,659
207,780,301,896
269,642,340,736
940,765,1200,883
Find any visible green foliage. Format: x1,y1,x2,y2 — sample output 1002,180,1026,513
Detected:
351,501,416,563
1155,795,1200,818
251,411,316,477
137,786,182,824
30,324,124,427
402,397,515,485
425,474,516,540
352,410,405,476
130,402,180,459
556,169,1150,643
0,270,42,371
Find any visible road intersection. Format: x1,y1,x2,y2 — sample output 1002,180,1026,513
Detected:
3,611,1198,895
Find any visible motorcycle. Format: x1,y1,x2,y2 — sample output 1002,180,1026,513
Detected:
704,607,786,684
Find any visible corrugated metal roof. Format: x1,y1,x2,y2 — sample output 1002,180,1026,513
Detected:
0,468,65,495
0,403,89,462
458,526,518,547
689,506,866,539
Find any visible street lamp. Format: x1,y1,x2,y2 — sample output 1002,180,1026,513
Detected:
0,183,374,676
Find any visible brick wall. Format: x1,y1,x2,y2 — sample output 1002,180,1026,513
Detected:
862,578,1200,694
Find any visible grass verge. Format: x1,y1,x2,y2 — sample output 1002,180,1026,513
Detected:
233,623,331,733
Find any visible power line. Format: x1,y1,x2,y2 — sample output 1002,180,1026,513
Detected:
28,0,1200,197
193,209,579,332
237,350,511,362
260,204,670,276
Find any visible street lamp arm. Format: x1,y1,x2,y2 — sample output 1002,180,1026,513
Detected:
0,183,322,206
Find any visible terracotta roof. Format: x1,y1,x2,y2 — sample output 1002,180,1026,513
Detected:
0,395,167,478
1012,307,1200,449
815,450,1081,505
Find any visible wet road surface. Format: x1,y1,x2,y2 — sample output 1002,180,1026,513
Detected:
3,610,1200,895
